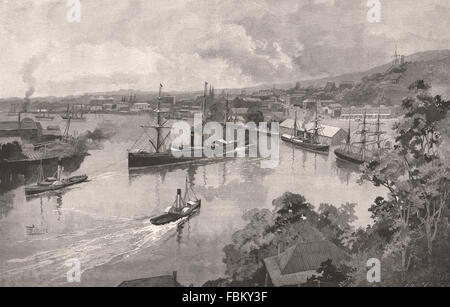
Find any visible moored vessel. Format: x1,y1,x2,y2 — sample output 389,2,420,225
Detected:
334,111,387,165
128,83,248,168
25,159,88,196
281,110,330,153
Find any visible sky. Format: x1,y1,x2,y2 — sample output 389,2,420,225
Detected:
1,0,450,98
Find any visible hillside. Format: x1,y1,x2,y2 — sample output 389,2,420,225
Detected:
300,49,450,105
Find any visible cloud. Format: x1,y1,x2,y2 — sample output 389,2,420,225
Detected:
0,0,449,97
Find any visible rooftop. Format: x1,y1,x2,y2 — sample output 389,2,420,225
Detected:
0,118,38,131
264,240,349,287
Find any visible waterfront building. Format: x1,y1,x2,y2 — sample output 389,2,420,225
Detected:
130,102,150,112
340,106,398,120
322,103,342,117
280,119,347,146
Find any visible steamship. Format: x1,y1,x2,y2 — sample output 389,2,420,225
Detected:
281,110,330,153
128,83,246,168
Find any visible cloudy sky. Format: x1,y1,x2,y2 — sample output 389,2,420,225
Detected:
1,0,449,98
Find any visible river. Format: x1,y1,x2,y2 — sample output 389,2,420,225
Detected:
0,113,386,286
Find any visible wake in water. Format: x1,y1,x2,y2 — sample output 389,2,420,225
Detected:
0,217,186,286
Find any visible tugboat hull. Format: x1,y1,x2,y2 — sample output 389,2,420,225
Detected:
281,135,329,152
25,175,88,195
150,200,201,225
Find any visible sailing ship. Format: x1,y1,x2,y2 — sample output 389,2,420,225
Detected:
25,158,88,196
334,111,386,165
281,110,330,152
61,106,86,121
128,83,246,168
150,177,201,225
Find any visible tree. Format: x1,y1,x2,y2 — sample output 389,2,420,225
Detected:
221,192,356,285
303,259,354,287
360,80,450,275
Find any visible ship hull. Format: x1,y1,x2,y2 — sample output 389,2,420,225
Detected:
61,116,86,121
281,135,329,152
128,152,206,168
25,175,88,196
150,200,201,226
334,149,366,165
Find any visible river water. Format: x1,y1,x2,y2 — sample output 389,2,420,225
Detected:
0,113,385,286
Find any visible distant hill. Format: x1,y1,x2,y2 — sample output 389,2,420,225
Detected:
297,49,450,105
2,49,450,110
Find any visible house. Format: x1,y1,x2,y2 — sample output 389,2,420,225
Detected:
322,103,342,118
263,241,349,287
340,106,398,120
118,271,181,287
303,99,320,110
160,96,176,105
324,82,337,92
90,96,114,105
339,81,355,91
280,119,347,146
130,102,150,112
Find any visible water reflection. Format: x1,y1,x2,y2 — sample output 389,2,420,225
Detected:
0,114,387,287
0,155,86,194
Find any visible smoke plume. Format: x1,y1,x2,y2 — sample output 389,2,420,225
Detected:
21,47,51,98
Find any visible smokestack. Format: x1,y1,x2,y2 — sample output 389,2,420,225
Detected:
177,189,182,196
172,271,177,282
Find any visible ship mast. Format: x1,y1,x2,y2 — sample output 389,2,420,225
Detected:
345,119,351,152
224,93,229,125
141,84,171,153
203,82,207,126
156,84,163,153
359,111,368,160
292,111,298,139
368,107,387,152
312,107,319,143
202,82,208,146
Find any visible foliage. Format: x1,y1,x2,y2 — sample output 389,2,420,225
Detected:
358,80,450,281
0,141,26,160
302,259,354,287
220,192,357,285
245,109,264,124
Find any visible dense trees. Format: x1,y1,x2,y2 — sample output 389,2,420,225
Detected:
206,80,449,287
357,80,450,284
216,193,356,286
0,141,25,161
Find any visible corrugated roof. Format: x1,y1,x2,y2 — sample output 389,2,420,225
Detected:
0,118,38,131
280,119,343,138
281,241,349,274
263,240,349,287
